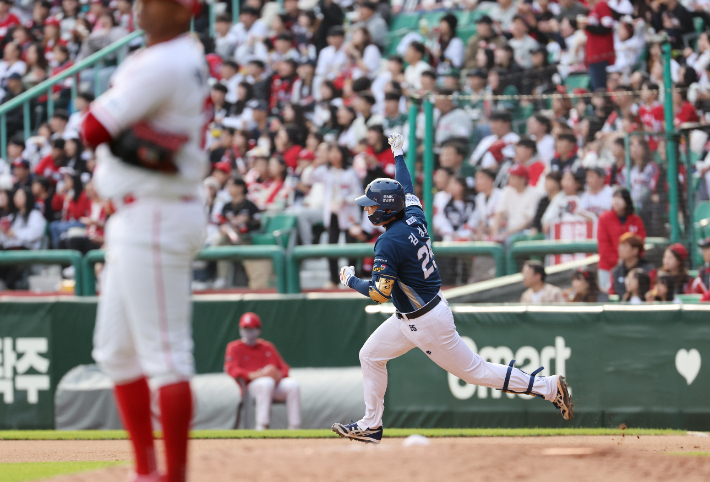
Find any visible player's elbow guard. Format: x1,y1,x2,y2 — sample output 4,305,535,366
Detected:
369,276,394,303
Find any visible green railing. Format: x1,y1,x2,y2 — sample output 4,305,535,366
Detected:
81,245,287,296
506,238,670,275
0,29,144,160
0,249,84,294
286,241,505,293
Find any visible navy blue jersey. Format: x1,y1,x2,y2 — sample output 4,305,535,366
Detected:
372,194,442,313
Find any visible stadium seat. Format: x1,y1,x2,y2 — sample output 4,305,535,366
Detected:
563,74,591,92
389,13,421,33
513,104,535,135
694,16,705,34
693,202,710,223
458,25,477,44
251,213,298,249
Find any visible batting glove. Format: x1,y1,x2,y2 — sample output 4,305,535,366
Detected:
339,266,355,287
388,133,404,155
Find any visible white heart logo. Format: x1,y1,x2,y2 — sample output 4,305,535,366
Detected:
676,349,701,385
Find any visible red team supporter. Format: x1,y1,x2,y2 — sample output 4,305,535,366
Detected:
597,187,646,292
224,313,301,430
583,0,615,90
0,0,21,39
83,0,207,480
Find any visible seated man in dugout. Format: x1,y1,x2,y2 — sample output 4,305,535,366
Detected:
224,312,301,430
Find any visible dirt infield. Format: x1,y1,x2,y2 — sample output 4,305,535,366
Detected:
2,435,710,482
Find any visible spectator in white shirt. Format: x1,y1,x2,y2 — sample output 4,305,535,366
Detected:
343,26,381,80
220,60,242,104
527,114,555,165
472,168,503,239
489,0,519,31
508,15,540,69
314,26,348,100
431,14,464,75
579,166,614,219
352,1,387,49
434,87,474,151
403,41,430,92
470,111,520,169
0,186,46,250
351,90,384,144
214,14,236,59
0,42,26,88
493,163,540,244
227,6,269,61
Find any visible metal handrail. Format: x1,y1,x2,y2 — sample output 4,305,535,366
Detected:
0,249,84,294
81,245,288,296
0,29,144,159
286,241,506,293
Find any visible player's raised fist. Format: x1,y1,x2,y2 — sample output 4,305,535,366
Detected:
388,133,404,153
339,266,355,287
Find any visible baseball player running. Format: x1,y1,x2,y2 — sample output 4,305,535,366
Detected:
81,0,207,480
332,133,573,444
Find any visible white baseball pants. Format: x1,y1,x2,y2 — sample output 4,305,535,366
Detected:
358,298,558,429
93,199,206,388
248,377,301,429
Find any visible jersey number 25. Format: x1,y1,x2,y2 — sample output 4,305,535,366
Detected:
417,240,437,279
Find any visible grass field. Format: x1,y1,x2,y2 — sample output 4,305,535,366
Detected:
0,427,687,440
0,462,126,482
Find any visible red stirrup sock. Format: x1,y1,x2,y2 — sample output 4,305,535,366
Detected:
114,377,157,476
159,381,193,482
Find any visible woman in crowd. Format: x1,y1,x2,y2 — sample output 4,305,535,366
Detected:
261,156,292,213
645,275,680,303
475,48,495,71
314,80,342,132
64,137,87,173
49,170,90,249
23,43,49,88
233,81,254,118
58,180,106,254
597,187,646,293
430,13,464,75
0,42,27,87
0,187,46,250
628,136,659,230
541,170,584,234
312,144,363,288
530,171,562,236
292,60,316,116
344,26,381,80
486,67,519,114
622,268,651,304
658,243,692,295
0,187,47,289
276,124,305,171
336,105,358,151
567,267,608,302
364,125,395,178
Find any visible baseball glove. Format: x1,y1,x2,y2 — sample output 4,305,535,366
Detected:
109,122,188,174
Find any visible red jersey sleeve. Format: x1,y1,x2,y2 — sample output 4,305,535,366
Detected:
51,192,64,212
224,341,251,380
265,342,290,378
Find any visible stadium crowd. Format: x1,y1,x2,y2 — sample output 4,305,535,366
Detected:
0,0,710,298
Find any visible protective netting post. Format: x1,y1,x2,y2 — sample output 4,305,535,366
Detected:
423,97,434,226
663,40,679,242
406,103,417,186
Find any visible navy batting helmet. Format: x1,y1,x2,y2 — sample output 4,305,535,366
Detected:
356,178,405,225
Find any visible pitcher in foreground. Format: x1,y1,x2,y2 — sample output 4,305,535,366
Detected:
82,0,208,479
331,133,573,444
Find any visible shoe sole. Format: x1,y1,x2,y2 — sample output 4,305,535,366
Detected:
557,376,574,420
331,424,381,444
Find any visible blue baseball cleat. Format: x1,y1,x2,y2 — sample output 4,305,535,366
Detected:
331,421,383,444
552,375,574,420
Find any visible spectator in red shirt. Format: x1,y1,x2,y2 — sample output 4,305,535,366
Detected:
580,0,615,91
224,312,301,430
34,138,65,182
0,0,21,40
365,124,395,177
276,125,304,172
49,169,90,248
674,86,698,127
597,187,646,293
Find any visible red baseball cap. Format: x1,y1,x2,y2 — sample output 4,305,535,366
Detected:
44,17,60,28
669,243,689,262
507,163,529,180
239,312,261,329
213,161,231,175
298,149,316,162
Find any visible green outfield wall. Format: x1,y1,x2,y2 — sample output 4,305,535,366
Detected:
0,298,709,430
